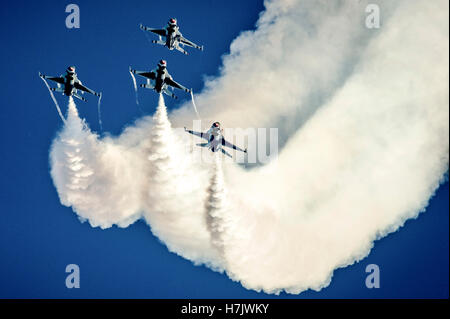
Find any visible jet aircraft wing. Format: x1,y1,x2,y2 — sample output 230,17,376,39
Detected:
140,24,166,37
221,137,247,153
40,73,65,85
179,36,203,50
165,77,191,93
74,82,100,96
185,128,207,140
131,69,156,80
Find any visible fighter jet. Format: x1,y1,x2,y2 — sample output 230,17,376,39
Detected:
140,18,203,55
185,122,247,158
39,66,101,102
130,60,191,99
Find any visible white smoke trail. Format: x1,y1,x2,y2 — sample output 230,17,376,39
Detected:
48,0,449,295
142,94,223,268
40,76,66,124
129,68,140,106
205,156,229,257
97,93,103,132
50,97,145,228
190,90,201,119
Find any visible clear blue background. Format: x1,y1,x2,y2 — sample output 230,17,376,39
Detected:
0,0,448,298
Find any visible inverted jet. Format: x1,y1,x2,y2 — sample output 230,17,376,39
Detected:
39,66,101,102
140,18,203,55
130,60,191,99
185,122,247,158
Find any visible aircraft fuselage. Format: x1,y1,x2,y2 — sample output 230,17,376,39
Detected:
63,74,77,96
206,128,222,152
154,69,166,93
166,26,179,49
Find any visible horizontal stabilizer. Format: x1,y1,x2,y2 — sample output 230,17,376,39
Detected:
73,94,87,102
140,84,154,89
163,88,178,99
50,87,64,93
221,148,233,158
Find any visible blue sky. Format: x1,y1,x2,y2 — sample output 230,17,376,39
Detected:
0,0,448,298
